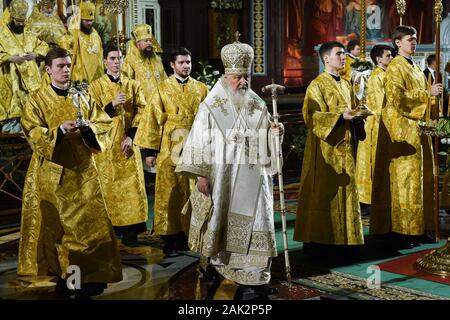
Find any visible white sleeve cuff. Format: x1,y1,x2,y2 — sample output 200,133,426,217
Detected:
60,125,67,135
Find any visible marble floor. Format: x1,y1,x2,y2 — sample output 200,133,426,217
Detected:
1,210,449,301
0,231,324,300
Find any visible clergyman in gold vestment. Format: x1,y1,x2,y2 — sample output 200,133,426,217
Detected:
134,47,208,252
370,26,440,246
294,41,365,251
18,48,122,297
58,1,103,83
25,0,66,47
339,39,360,82
0,0,49,132
122,24,167,103
90,43,148,245
355,45,393,211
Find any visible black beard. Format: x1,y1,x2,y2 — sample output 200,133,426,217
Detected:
141,49,154,58
80,24,93,35
9,21,24,34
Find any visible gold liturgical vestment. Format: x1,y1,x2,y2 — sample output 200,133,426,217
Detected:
18,85,122,284
59,28,103,83
294,72,364,245
370,56,435,236
134,75,208,235
355,66,385,205
122,42,167,100
26,8,66,46
0,20,48,121
90,74,148,227
340,54,357,82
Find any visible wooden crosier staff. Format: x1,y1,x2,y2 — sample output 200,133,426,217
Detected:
262,81,291,285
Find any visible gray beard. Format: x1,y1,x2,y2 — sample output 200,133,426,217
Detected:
222,77,250,110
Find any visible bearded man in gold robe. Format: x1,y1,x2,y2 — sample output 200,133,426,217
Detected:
122,24,167,101
294,41,366,257
90,43,148,245
134,47,207,253
26,0,66,47
0,0,48,132
175,39,284,298
370,26,441,248
18,47,122,298
355,44,393,215
58,1,103,83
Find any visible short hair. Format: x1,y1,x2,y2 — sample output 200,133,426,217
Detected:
170,47,192,63
103,42,120,59
392,25,417,51
426,54,436,66
319,41,345,63
45,47,71,67
347,39,360,53
370,45,393,65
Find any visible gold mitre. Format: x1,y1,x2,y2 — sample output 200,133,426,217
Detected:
132,24,155,42
132,24,163,53
40,0,56,7
221,32,254,75
80,1,96,20
10,0,29,21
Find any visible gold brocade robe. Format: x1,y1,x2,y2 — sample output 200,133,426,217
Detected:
122,42,167,101
370,56,435,236
26,8,66,46
339,54,357,82
134,75,208,235
0,21,49,121
294,72,364,245
355,67,385,204
18,85,122,284
90,74,148,227
58,28,103,83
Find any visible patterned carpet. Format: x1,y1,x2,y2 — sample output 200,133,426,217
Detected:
294,271,449,300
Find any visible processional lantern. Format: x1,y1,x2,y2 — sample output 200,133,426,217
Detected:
395,0,406,26
350,0,374,118
103,0,130,56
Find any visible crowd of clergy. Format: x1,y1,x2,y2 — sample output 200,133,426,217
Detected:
0,0,444,299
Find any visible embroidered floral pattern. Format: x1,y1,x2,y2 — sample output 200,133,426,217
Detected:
210,96,229,115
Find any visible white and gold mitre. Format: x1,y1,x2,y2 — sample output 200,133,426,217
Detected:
221,32,254,75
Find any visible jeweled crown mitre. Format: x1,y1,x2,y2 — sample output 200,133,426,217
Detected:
10,0,29,21
221,32,254,75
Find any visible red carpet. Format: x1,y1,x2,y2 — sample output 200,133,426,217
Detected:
377,249,450,285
